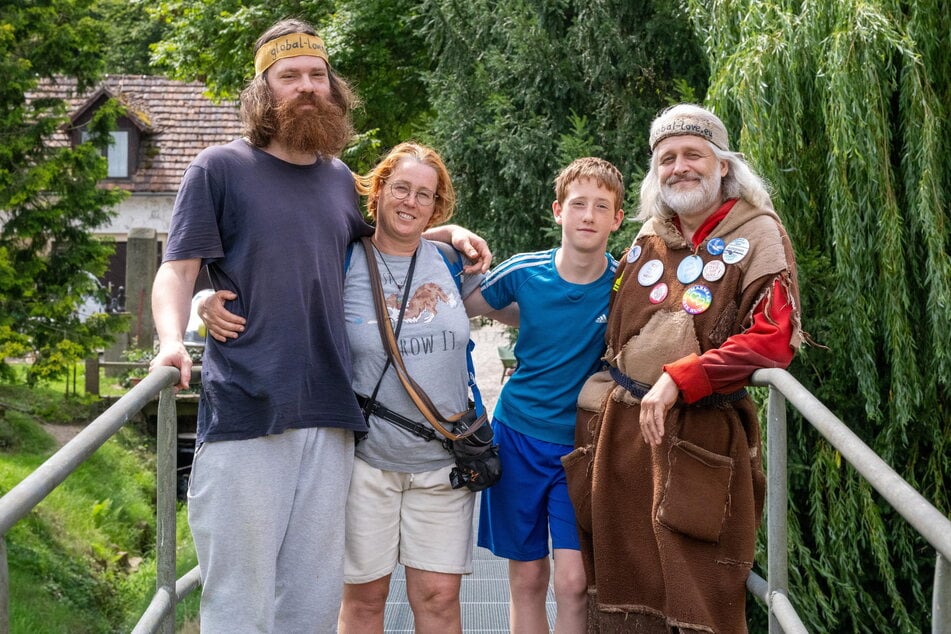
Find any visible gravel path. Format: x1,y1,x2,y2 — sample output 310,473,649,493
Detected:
43,423,85,448
467,319,514,415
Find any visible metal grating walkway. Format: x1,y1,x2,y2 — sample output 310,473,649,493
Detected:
382,323,555,632
382,495,556,632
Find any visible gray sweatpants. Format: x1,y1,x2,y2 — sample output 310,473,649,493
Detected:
187,426,354,633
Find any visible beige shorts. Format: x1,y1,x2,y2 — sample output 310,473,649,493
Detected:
344,457,475,584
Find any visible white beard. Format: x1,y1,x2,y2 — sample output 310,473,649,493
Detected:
661,171,722,217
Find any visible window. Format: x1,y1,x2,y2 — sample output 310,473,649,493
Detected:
81,130,130,178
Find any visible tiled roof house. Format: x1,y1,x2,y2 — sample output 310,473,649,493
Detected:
31,74,242,193
27,75,242,292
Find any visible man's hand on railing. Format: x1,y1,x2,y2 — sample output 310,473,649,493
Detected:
150,342,193,390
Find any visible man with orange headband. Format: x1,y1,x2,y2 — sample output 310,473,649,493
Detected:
150,18,489,632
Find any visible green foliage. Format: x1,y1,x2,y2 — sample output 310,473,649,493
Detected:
91,0,170,74
0,409,56,455
0,0,129,386
418,0,707,260
327,0,436,172
689,0,949,630
0,381,198,630
0,378,95,452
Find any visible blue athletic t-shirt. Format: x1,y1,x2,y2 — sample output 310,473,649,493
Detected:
480,249,616,445
163,139,373,443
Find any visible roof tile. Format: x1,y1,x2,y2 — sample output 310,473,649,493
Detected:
28,75,242,193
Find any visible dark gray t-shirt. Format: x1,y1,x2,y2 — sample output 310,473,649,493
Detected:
346,240,482,472
163,139,372,443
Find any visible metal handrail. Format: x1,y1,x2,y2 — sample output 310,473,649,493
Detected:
1,365,947,633
0,366,185,634
749,368,951,634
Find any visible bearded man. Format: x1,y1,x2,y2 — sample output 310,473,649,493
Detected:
563,104,805,632
149,18,488,632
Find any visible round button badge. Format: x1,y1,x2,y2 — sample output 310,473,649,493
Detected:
649,282,668,304
702,259,726,282
637,259,664,286
626,244,642,264
682,284,713,314
722,238,750,264
677,255,704,284
707,237,726,256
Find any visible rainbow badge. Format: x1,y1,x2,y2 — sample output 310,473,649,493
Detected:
682,284,713,314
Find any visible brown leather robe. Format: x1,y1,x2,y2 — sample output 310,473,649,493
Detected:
564,199,803,633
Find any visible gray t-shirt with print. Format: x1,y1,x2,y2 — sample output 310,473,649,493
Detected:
345,239,483,473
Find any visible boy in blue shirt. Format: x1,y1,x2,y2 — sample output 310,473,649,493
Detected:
464,157,624,633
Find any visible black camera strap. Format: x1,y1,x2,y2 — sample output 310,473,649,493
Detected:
361,236,486,442
355,394,440,444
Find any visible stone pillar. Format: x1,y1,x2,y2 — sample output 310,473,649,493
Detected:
125,227,157,349
102,328,129,377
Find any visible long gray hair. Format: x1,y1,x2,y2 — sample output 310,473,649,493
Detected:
636,140,773,222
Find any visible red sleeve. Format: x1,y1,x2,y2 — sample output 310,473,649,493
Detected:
664,279,796,403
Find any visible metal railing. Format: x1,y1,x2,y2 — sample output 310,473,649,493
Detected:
0,366,199,634
748,368,951,634
83,357,149,397
0,366,947,633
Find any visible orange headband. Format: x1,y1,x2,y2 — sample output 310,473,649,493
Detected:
254,33,329,76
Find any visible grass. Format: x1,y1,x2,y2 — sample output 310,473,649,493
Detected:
0,365,199,632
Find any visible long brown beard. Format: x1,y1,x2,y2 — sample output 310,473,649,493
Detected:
271,92,353,158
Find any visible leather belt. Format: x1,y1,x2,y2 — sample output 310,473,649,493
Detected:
608,365,748,408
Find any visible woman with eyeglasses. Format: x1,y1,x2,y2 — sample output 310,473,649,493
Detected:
335,142,484,633
201,142,503,633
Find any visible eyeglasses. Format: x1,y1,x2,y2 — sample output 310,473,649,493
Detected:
388,181,438,207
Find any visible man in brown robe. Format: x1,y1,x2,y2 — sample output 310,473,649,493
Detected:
563,104,804,633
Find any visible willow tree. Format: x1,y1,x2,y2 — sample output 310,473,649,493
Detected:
686,0,949,630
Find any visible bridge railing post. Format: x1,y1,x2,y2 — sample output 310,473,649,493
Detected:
155,386,178,634
0,539,7,634
765,387,789,634
934,553,950,634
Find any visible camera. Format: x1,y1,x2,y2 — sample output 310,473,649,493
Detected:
447,411,502,491
449,464,471,489
452,410,493,454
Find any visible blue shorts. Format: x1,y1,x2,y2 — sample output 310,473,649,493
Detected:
477,418,580,560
